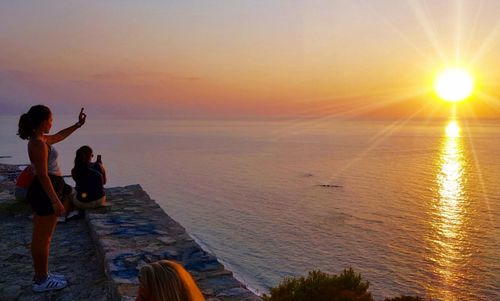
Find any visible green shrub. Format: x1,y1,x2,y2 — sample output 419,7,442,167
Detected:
262,268,373,301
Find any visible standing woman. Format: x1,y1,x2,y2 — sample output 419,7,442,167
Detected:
18,105,86,292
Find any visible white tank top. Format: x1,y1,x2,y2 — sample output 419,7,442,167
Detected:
31,143,63,176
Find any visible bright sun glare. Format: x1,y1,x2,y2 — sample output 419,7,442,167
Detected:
434,68,474,102
445,121,460,138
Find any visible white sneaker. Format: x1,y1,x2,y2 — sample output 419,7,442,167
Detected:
48,272,66,280
32,274,67,292
33,272,65,281
66,210,79,219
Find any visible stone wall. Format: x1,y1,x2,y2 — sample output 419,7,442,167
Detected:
0,164,261,301
87,184,261,301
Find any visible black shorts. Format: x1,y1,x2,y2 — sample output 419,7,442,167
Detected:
27,175,72,216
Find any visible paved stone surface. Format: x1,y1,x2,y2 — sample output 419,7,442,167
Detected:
1,163,260,301
0,164,110,301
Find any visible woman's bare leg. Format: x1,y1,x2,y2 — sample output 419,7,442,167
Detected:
32,214,57,281
61,188,76,216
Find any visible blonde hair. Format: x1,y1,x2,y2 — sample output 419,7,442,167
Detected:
138,260,205,301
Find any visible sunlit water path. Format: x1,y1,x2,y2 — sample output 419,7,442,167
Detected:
1,116,498,300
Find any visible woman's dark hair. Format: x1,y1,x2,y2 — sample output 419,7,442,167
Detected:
72,145,93,181
17,105,52,140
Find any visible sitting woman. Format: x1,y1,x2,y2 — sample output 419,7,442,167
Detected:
71,145,107,208
136,260,205,301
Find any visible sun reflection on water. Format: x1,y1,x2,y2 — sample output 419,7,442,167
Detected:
427,120,470,300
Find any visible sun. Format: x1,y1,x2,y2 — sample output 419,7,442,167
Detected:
434,68,474,102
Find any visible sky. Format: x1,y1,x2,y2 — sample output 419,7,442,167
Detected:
1,0,499,119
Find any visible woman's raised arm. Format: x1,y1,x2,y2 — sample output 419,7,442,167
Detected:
46,108,86,145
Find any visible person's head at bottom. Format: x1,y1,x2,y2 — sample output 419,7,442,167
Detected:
136,260,205,301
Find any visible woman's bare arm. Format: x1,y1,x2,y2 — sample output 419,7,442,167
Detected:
100,165,107,185
95,163,107,185
45,123,81,145
46,108,86,145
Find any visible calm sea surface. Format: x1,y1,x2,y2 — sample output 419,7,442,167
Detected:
1,116,499,300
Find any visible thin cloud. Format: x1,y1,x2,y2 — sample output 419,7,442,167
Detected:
90,71,202,82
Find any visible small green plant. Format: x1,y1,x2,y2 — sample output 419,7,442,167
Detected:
262,268,373,301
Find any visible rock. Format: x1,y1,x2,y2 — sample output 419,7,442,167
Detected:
317,184,342,188
1,163,110,301
4,164,263,301
85,183,261,300
218,287,256,297
1,284,22,300
157,236,176,245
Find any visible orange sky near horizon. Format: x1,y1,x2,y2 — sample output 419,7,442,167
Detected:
1,1,499,119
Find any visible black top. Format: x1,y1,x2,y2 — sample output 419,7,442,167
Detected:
74,164,105,203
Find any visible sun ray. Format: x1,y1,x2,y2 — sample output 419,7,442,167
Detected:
268,85,427,126
269,99,380,137
454,0,464,63
279,86,429,127
271,88,428,140
272,104,429,219
420,100,447,126
276,102,432,229
359,0,437,66
468,18,500,68
463,0,485,61
406,0,448,63
461,109,495,226
322,102,432,184
475,91,500,112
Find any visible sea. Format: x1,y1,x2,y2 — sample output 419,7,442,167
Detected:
1,115,499,300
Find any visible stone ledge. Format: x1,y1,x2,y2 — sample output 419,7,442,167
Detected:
88,184,261,301
0,163,260,301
